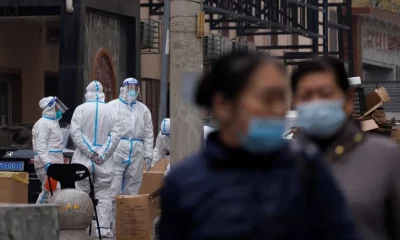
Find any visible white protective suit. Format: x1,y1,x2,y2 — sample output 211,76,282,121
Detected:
108,78,154,232
108,78,154,196
152,118,170,167
155,124,215,177
203,125,215,143
32,97,64,204
71,81,121,238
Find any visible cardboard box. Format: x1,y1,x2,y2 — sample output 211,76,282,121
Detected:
143,158,170,172
372,108,387,123
390,127,400,144
138,171,164,195
0,172,29,203
360,118,379,131
365,87,390,114
116,171,164,240
152,158,169,172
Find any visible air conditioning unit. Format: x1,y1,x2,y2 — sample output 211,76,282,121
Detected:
203,35,223,63
141,20,155,49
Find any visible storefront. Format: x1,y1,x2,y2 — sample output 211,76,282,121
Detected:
352,7,400,114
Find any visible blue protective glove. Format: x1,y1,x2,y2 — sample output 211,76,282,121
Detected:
44,163,51,172
145,157,152,172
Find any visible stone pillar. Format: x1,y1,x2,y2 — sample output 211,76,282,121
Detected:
0,204,59,239
50,189,94,240
169,0,204,164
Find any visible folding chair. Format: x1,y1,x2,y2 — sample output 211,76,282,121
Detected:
47,163,102,240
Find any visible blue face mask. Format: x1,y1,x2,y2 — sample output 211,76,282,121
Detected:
128,90,137,97
296,100,346,138
56,110,63,120
240,118,286,154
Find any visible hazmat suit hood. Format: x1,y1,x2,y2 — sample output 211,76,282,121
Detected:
119,78,139,107
86,80,105,102
39,96,57,119
161,118,170,136
204,126,215,140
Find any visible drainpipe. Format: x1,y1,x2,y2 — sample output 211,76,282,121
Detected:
66,0,74,13
159,0,170,126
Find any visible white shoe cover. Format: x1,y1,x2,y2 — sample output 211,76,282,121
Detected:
92,227,114,238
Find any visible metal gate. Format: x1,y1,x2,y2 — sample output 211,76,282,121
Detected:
141,78,160,138
363,81,400,112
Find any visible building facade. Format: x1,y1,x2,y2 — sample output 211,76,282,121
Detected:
0,0,141,124
352,7,400,81
351,7,400,114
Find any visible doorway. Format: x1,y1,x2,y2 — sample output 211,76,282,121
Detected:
141,78,161,138
45,72,59,97
0,71,22,125
0,76,11,126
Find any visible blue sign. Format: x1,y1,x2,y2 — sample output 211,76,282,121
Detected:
0,161,24,171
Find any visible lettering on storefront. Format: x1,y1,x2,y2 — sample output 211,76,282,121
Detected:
361,18,400,65
363,29,400,53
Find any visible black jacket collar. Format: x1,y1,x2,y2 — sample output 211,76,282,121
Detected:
203,131,290,169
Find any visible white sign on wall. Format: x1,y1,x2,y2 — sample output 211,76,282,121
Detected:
362,18,400,65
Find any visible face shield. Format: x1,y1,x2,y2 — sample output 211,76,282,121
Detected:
123,79,140,102
48,97,68,113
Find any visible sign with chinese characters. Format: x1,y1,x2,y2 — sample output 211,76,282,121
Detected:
362,18,400,65
59,204,80,212
363,29,400,53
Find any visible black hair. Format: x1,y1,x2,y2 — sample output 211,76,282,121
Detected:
291,56,349,94
195,51,284,109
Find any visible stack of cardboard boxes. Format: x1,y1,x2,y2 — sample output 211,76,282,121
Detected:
115,158,169,240
357,87,400,143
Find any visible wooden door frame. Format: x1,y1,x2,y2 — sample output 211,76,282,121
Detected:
91,48,117,101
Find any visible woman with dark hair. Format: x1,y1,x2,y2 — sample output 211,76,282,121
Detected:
159,51,361,240
291,56,400,240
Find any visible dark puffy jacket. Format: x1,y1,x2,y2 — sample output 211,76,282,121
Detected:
160,132,362,240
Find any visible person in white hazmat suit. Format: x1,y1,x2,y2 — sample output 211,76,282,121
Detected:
70,80,121,238
32,96,68,204
152,118,171,168
152,119,215,176
108,78,154,228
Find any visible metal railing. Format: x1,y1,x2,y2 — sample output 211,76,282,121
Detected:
140,19,160,54
203,35,223,64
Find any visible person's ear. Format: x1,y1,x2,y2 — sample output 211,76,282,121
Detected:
344,89,354,115
212,93,234,123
